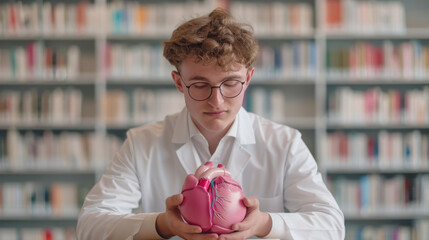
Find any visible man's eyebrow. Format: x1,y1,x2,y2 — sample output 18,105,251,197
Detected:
189,75,209,81
189,74,244,82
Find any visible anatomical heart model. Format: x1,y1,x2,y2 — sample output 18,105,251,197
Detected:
180,161,247,234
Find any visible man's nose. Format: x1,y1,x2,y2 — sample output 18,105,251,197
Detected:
207,87,224,106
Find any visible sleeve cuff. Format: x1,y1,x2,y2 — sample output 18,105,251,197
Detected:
133,213,165,240
264,213,285,239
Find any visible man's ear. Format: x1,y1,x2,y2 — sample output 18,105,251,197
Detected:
243,67,254,92
172,70,184,93
246,67,254,85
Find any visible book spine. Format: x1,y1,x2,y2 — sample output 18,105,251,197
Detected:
328,174,429,215
328,40,429,80
325,130,429,169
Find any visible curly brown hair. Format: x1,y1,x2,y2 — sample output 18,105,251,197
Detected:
163,8,258,72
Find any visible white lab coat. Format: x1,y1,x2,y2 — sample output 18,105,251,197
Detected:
77,107,345,240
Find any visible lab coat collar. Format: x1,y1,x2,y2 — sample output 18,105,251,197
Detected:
235,107,256,145
171,107,191,144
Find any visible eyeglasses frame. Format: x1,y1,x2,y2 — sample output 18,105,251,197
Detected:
177,69,250,101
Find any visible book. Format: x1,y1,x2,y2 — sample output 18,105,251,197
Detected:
324,0,405,33
325,130,429,169
328,40,429,80
328,174,429,215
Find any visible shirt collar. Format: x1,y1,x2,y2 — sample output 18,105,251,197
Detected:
171,107,255,145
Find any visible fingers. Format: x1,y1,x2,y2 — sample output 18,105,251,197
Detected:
167,211,201,235
164,194,203,236
232,218,253,232
231,197,261,232
243,196,259,209
165,194,183,210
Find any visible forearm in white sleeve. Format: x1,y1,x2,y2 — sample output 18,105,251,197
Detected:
76,138,163,240
264,137,345,240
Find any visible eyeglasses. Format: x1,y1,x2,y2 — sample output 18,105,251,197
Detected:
178,74,247,101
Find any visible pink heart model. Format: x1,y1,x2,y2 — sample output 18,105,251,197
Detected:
179,161,247,234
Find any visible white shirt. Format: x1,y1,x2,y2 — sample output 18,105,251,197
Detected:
77,107,345,240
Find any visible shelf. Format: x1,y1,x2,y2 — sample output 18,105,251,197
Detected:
344,212,429,221
325,28,429,39
0,169,95,175
106,77,174,86
106,121,151,130
0,78,96,86
0,120,96,131
0,216,78,228
326,78,429,85
326,167,429,175
0,215,78,221
326,122,429,130
0,33,97,41
255,32,315,40
280,117,316,130
107,34,170,41
0,170,96,183
251,78,316,86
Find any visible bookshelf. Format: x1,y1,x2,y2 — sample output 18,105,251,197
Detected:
0,0,429,240
321,1,429,240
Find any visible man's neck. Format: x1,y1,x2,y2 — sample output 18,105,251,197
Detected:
204,129,227,155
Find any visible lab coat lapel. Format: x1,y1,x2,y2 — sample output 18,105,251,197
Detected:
172,108,200,174
176,142,200,175
226,108,255,179
226,141,251,180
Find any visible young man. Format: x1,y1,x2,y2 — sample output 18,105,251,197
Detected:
77,8,345,240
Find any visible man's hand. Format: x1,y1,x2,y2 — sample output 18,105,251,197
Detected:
156,194,219,240
218,197,272,240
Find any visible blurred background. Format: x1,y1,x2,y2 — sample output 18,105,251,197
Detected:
0,0,428,239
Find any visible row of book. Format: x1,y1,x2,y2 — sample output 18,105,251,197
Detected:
0,182,87,217
229,2,313,35
324,0,406,33
0,2,98,35
0,43,93,81
105,41,317,80
8,40,429,83
107,1,214,36
1,0,409,36
104,43,173,79
107,1,313,36
245,86,315,123
0,227,75,240
0,87,187,126
1,130,122,171
327,41,429,80
0,88,87,124
328,87,429,124
245,88,288,122
253,42,316,79
346,220,429,240
328,174,429,215
323,130,429,169
102,89,185,124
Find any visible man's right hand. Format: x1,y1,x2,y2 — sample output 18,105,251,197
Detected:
155,194,219,240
